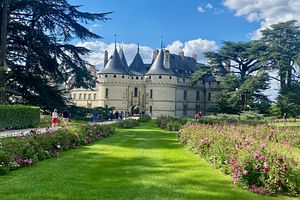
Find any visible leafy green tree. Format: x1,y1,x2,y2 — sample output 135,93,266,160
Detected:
260,20,300,116
195,41,270,114
5,0,110,111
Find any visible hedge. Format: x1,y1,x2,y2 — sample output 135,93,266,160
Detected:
0,105,40,129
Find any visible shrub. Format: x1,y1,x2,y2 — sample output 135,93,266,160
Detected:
138,114,152,123
196,112,264,125
118,119,139,128
178,124,300,196
157,116,189,131
0,105,40,129
0,124,114,175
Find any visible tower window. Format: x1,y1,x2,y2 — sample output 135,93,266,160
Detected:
84,93,87,100
183,104,187,116
150,106,153,114
105,88,109,98
134,87,138,97
105,74,108,78
88,94,91,100
113,74,117,78
159,75,162,79
169,76,172,79
79,94,82,100
202,81,205,85
94,93,96,100
122,75,124,79
136,76,139,80
196,91,200,101
208,92,211,101
184,90,187,100
73,94,76,100
150,89,153,99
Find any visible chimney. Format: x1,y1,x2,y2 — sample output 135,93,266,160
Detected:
179,51,184,58
104,50,108,67
152,49,159,61
225,60,231,72
192,53,197,61
164,49,170,69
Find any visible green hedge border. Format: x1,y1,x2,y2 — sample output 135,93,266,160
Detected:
0,105,40,129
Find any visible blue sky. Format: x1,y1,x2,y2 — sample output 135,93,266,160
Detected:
70,0,260,47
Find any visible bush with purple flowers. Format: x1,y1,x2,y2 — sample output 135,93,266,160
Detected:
178,123,300,196
0,124,114,175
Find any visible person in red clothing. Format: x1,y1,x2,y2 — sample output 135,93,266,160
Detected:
51,109,59,127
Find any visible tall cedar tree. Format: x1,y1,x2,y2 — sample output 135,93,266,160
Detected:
198,41,270,113
5,0,110,111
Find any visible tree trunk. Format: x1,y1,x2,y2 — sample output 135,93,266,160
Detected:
0,0,8,104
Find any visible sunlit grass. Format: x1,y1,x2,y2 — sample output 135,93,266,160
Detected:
0,120,298,200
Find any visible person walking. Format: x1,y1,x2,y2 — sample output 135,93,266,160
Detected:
92,111,98,125
62,109,70,127
51,109,59,127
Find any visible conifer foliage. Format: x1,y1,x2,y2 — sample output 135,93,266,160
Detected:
5,0,110,111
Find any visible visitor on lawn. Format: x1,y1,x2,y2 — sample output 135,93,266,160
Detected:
51,109,59,127
62,109,70,127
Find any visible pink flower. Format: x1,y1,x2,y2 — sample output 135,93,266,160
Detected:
263,162,270,173
242,170,248,176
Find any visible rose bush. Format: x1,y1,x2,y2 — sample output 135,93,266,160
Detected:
178,123,300,196
0,124,114,175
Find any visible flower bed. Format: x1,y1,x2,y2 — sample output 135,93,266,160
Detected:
157,116,189,131
178,124,300,196
0,124,114,175
118,119,139,128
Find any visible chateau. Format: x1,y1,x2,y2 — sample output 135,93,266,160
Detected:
70,44,226,117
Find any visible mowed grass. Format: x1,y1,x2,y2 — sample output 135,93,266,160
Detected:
0,121,298,200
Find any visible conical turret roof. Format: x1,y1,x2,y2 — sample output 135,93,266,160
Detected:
146,50,173,75
129,51,147,75
99,48,130,75
119,48,128,68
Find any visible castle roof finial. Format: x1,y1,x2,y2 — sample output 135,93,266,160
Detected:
160,35,163,50
114,34,117,49
137,43,140,53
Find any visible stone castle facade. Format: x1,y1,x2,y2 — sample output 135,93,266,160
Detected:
69,45,225,117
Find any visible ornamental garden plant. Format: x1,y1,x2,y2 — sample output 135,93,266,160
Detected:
0,124,114,175
178,123,300,196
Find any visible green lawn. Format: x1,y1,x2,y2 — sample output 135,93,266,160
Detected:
0,121,297,200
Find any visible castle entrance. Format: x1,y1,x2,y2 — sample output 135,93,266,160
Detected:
131,105,140,115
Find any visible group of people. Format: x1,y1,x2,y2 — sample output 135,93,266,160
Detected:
51,109,70,127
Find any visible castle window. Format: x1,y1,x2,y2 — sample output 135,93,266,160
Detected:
105,74,108,78
202,81,205,85
184,90,187,100
79,94,82,100
159,75,162,79
183,104,187,116
136,76,139,80
150,106,153,114
183,78,185,83
150,89,153,99
105,88,109,98
84,93,87,100
141,77,144,80
208,92,211,101
122,75,124,79
209,82,211,85
196,105,200,113
149,76,151,79
113,74,116,78
217,81,220,85
134,87,138,97
169,76,172,79
131,77,134,79
196,91,200,101
88,94,91,100
73,94,76,100
94,93,96,100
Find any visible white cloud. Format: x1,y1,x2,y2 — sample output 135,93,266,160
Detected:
167,38,218,63
206,3,213,9
223,0,300,39
77,38,218,69
197,6,205,13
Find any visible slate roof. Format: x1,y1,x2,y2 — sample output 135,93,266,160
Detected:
99,48,131,75
146,50,174,75
119,48,128,68
129,52,148,75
